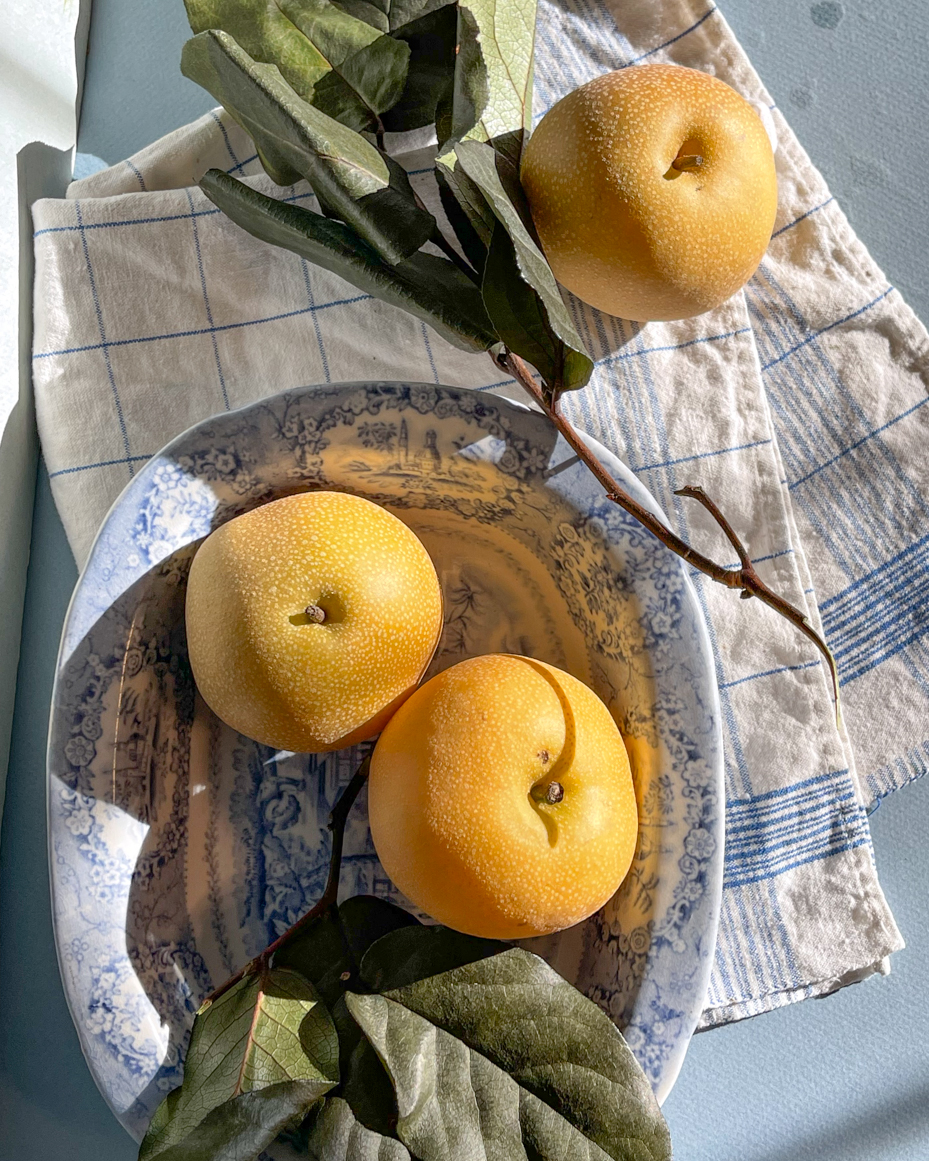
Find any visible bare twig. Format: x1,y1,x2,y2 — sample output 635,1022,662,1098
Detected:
198,752,372,1011
493,348,841,716
675,484,753,571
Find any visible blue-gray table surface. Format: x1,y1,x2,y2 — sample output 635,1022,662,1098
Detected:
3,2,928,1158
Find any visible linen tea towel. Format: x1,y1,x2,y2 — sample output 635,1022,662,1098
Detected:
33,0,927,1027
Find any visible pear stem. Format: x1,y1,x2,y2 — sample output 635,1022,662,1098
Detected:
672,153,704,171
305,604,326,624
532,781,565,805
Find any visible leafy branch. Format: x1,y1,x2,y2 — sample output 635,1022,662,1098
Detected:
181,0,840,713
139,751,672,1161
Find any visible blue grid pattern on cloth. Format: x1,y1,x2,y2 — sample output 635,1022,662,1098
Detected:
31,0,919,1024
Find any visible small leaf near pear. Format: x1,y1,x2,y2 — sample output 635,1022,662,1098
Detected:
482,221,592,393
274,900,420,1141
274,894,420,1005
360,922,509,993
139,967,338,1161
453,139,593,391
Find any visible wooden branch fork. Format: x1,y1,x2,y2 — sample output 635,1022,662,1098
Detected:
493,349,841,716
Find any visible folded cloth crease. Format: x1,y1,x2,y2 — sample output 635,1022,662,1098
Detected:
33,0,926,1027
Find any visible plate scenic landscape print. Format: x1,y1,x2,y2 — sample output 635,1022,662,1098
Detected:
47,382,723,1139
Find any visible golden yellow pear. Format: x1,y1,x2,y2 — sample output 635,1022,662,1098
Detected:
521,63,778,321
185,491,443,752
368,654,638,940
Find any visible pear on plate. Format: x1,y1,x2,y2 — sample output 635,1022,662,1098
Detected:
185,491,443,753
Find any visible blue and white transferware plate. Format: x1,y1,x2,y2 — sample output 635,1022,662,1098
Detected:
48,382,723,1138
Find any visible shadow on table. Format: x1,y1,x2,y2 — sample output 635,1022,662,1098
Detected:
742,1083,929,1161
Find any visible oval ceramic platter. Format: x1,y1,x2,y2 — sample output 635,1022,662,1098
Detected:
48,382,723,1139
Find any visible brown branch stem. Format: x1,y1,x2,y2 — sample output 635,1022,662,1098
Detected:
198,752,372,1012
493,349,841,717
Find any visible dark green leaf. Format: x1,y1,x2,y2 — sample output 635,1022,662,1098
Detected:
332,994,401,1135
140,968,338,1161
185,0,410,129
349,991,526,1159
431,0,539,323
485,217,559,376
482,222,591,393
141,1081,324,1161
387,0,455,31
283,0,410,124
381,5,458,133
330,0,454,33
275,1096,328,1156
200,170,497,351
274,896,419,1006
307,1097,410,1160
437,0,536,155
432,153,496,289
441,4,488,153
432,0,535,282
182,29,384,188
182,31,433,262
436,161,495,250
436,167,488,274
455,138,593,390
275,900,418,1136
309,35,410,128
273,908,350,1007
482,220,556,379
361,924,509,993
347,946,672,1161
341,895,423,966
330,0,391,33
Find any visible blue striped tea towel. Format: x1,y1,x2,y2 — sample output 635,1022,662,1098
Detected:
33,0,923,1026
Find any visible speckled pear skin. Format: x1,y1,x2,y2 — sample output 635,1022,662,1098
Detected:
521,63,778,322
368,654,638,940
185,491,443,752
